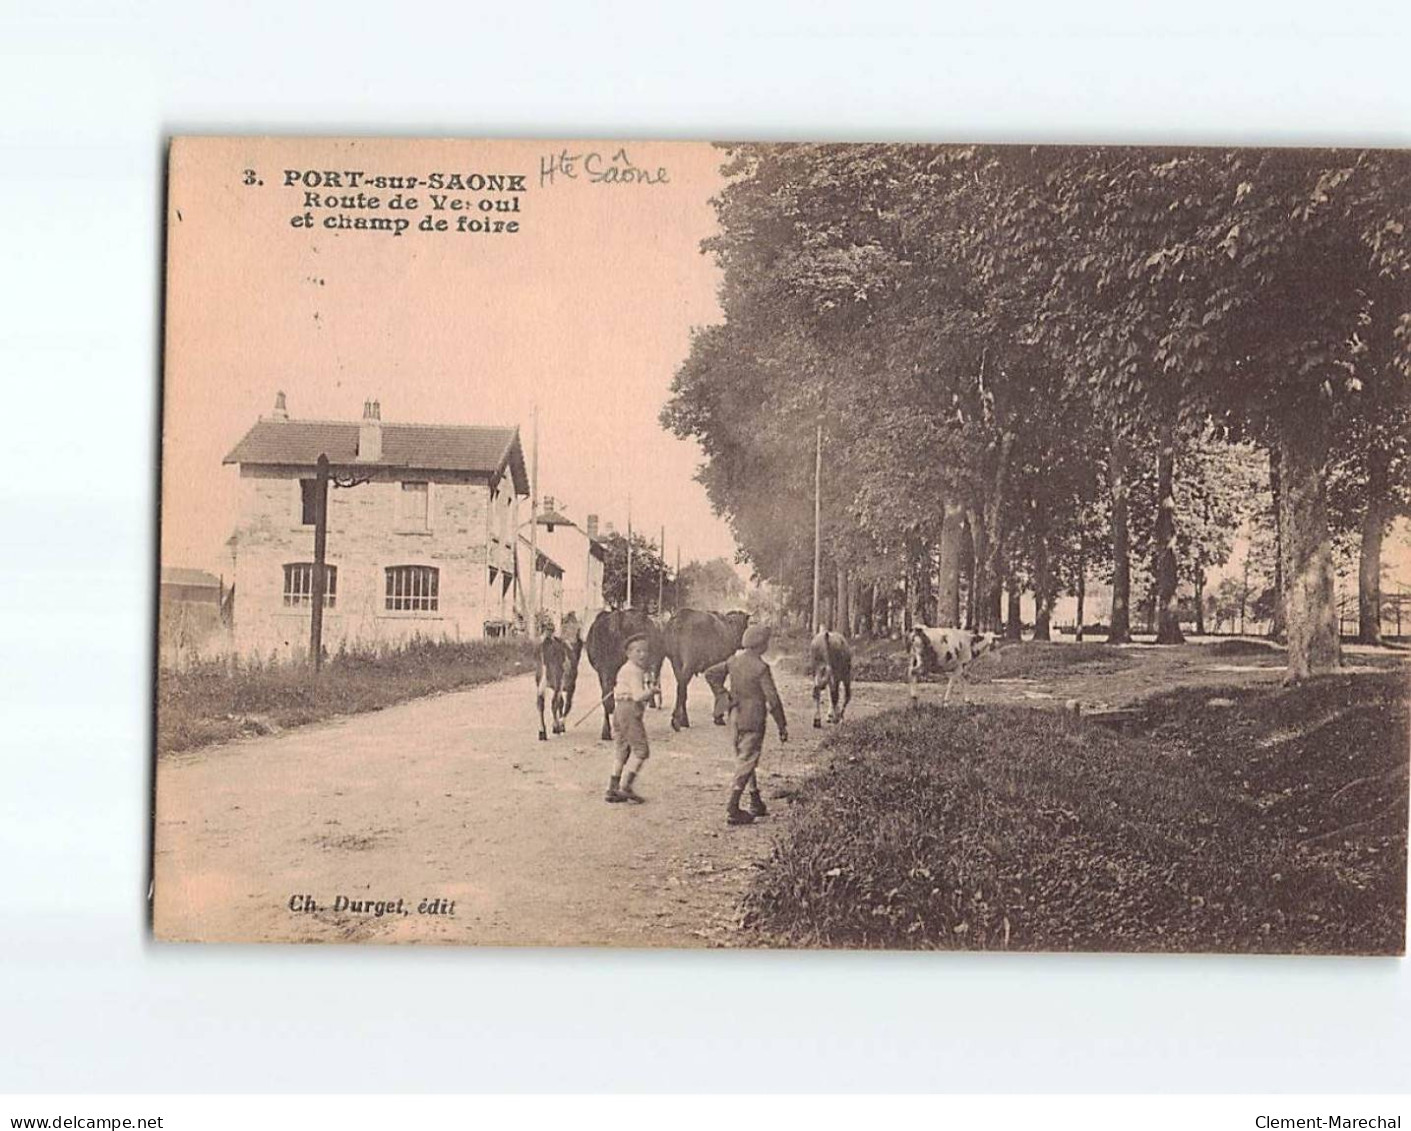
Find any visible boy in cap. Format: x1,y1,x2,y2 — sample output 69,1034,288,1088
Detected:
703,624,788,825
606,632,655,804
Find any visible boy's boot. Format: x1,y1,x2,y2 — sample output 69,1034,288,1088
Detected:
619,770,646,804
746,788,768,817
605,774,627,803
726,789,754,825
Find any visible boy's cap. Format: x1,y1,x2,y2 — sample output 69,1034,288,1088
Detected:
742,625,771,650
624,633,650,648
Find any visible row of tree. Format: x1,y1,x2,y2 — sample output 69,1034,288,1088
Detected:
596,530,747,615
662,145,1411,679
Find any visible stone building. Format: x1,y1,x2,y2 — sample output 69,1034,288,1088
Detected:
518,533,565,627
530,495,607,627
223,394,530,659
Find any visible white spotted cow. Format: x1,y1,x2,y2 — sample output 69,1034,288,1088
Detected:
908,626,1001,707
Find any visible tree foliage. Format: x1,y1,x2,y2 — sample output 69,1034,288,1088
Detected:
663,144,1411,677
598,531,669,612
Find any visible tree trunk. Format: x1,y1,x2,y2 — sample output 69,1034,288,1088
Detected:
1033,527,1053,642
1269,449,1287,642
914,543,936,626
978,433,1015,635
1154,431,1185,644
1358,446,1388,645
1075,545,1087,642
1194,568,1206,636
1107,434,1133,644
836,564,850,635
1005,580,1023,642
986,539,1007,633
962,516,977,629
1278,418,1341,681
937,501,965,627
966,506,987,631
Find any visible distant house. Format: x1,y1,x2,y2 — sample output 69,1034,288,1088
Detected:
222,394,529,658
158,567,227,665
160,566,222,609
519,533,565,626
530,495,607,626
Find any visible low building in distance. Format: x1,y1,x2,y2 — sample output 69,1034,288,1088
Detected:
531,495,607,627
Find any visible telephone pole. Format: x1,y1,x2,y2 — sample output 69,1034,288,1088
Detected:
812,420,823,633
528,404,539,630
625,492,633,608
657,524,665,613
309,454,330,669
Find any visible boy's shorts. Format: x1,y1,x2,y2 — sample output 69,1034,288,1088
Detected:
729,710,765,791
613,700,650,761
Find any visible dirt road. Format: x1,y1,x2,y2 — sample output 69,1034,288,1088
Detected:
153,654,910,946
153,637,1388,946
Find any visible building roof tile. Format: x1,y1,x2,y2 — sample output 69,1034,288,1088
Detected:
223,419,529,493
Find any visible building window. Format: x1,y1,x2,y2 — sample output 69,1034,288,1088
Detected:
399,481,429,529
386,565,439,612
283,563,336,607
300,480,319,525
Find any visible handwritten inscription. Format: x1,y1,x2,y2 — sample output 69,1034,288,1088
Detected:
539,148,670,188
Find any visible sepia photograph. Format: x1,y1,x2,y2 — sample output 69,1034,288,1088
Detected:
154,136,1410,954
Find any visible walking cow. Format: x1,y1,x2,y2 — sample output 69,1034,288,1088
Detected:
809,629,852,727
908,626,1000,707
585,608,665,742
663,608,750,730
535,615,584,741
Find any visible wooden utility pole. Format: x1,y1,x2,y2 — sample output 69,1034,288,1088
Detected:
309,454,331,670
528,404,539,630
657,525,665,613
811,420,823,633
626,493,633,608
675,544,681,613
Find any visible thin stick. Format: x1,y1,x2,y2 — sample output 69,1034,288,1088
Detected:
572,690,616,729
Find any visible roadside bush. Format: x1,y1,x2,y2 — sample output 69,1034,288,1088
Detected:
1205,638,1285,657
849,638,1134,683
157,637,536,755
743,673,1407,954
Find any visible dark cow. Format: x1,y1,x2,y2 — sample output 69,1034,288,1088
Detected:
585,608,666,742
908,626,1001,707
535,615,584,740
809,630,853,727
558,612,584,716
663,608,750,730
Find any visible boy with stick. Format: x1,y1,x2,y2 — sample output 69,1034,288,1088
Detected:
605,632,655,804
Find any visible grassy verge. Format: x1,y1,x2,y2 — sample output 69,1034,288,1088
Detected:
742,671,1407,953
849,638,1135,683
157,638,536,755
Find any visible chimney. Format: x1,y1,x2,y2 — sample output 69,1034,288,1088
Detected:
542,496,555,515
357,398,382,462
604,520,616,536
586,514,599,539
271,391,289,421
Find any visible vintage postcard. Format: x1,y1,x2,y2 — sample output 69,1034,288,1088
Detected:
155,137,1409,951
